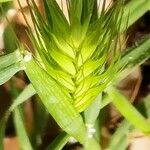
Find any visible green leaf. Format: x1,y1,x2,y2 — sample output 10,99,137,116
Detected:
4,25,17,53
13,107,33,150
107,121,131,150
0,50,27,85
117,37,150,82
46,132,70,150
107,95,150,150
10,82,33,150
0,63,23,85
0,84,36,150
9,84,36,112
101,95,112,109
0,0,12,3
31,100,48,149
107,87,150,134
0,116,7,150
25,59,87,143
120,37,150,69
121,0,150,31
137,95,150,118
25,59,101,149
0,50,22,70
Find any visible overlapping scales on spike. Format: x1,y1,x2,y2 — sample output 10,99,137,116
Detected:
27,0,124,112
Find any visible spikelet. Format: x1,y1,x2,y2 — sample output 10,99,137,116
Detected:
24,0,124,112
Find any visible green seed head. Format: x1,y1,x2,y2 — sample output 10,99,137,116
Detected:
23,0,124,112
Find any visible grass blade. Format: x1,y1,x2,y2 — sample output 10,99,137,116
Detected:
119,37,150,69
107,95,150,150
13,106,33,150
107,87,150,134
0,50,22,70
0,117,6,150
0,0,12,2
31,100,48,149
0,63,23,85
46,132,70,150
25,59,87,143
117,37,150,82
0,84,36,150
25,59,101,149
121,0,150,30
10,82,33,150
9,84,36,111
107,121,131,150
0,49,32,85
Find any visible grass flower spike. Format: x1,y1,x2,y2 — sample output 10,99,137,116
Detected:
20,0,126,148
25,0,124,111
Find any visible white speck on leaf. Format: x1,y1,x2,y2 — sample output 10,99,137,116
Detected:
129,56,133,60
86,124,96,138
49,96,59,103
23,52,32,62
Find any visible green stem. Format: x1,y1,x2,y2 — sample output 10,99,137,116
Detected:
84,137,101,150
107,87,150,134
101,95,112,109
84,93,102,124
83,94,102,148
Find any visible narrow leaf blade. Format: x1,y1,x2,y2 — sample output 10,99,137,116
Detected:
13,107,33,150
107,87,150,133
25,59,87,143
